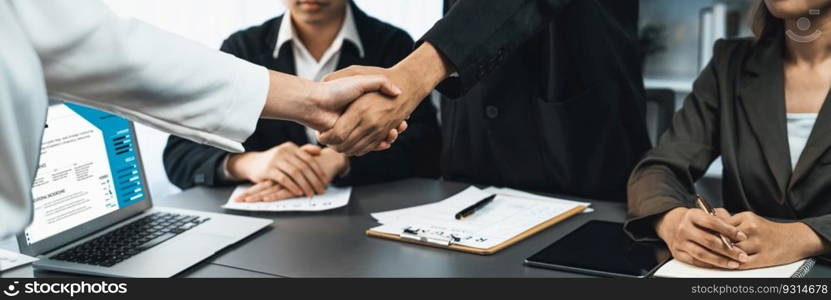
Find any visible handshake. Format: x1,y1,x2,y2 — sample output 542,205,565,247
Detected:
264,65,421,157
239,43,452,202
261,42,451,157
235,66,426,202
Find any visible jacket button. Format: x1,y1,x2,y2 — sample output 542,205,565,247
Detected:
485,105,499,119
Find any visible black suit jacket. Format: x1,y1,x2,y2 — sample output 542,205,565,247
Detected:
421,0,650,201
164,4,441,189
626,32,831,243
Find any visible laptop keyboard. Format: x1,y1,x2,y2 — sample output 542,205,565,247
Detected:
52,212,209,267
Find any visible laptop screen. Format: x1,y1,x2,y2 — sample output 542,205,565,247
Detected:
23,102,147,245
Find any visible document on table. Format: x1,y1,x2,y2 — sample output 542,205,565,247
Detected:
0,248,38,272
481,186,594,213
654,259,815,278
223,185,351,212
370,186,590,249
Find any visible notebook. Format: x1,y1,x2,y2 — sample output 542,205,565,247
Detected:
368,186,590,255
654,258,815,278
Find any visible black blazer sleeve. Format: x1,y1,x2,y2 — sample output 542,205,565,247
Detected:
335,30,441,186
623,41,727,241
163,38,247,189
421,0,576,98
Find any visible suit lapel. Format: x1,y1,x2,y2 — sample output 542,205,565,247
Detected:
790,90,831,188
737,35,791,201
268,43,296,75
336,42,363,70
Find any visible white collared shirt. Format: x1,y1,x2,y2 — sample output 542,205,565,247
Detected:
220,5,362,180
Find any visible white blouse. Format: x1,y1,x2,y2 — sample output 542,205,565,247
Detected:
0,0,269,238
787,113,819,170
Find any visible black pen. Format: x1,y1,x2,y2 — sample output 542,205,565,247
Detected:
455,194,496,220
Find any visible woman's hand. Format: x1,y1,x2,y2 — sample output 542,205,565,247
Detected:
227,142,327,197
727,211,827,269
233,180,295,203
232,145,349,203
655,207,749,269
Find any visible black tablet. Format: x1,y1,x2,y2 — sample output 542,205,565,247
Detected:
524,220,670,278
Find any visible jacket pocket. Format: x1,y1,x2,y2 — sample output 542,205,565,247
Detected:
533,85,632,199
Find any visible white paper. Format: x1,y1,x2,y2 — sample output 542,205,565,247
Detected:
481,187,594,213
370,186,589,249
0,248,38,272
654,259,808,278
223,185,351,212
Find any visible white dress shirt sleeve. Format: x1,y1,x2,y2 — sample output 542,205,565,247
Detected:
10,0,269,153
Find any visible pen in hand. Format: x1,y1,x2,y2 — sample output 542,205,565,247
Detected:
694,194,734,250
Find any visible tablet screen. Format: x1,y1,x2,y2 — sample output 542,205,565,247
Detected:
525,220,669,278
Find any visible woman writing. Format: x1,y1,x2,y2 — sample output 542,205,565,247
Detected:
626,0,831,269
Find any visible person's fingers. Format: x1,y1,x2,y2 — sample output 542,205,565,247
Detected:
236,181,274,202
334,75,401,98
690,210,747,242
277,159,315,197
337,119,377,155
714,208,731,219
287,153,326,195
733,238,761,255
242,181,277,202
246,185,283,202
689,226,748,262
319,110,362,146
397,121,408,133
300,144,323,156
347,130,385,157
267,168,303,196
293,148,326,184
261,188,296,202
386,128,399,145
683,241,740,269
322,66,375,82
675,250,718,269
373,141,392,152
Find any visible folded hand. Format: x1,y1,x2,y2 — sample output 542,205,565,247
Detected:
233,145,350,202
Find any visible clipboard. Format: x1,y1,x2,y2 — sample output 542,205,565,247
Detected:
366,204,588,255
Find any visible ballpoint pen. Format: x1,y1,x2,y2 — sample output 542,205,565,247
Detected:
454,194,496,220
695,194,734,249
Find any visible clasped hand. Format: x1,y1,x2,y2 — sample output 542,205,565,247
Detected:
656,207,825,270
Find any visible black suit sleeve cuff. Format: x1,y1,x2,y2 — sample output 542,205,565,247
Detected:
195,151,242,187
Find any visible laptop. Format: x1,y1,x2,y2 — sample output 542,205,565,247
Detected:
16,100,272,277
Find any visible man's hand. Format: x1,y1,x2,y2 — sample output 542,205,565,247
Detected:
259,71,403,139
233,145,350,203
727,211,828,269
317,67,415,156
655,207,749,269
318,42,453,156
227,142,327,197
